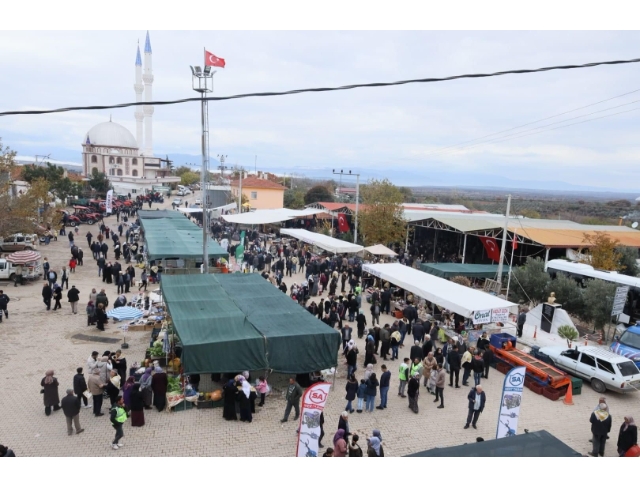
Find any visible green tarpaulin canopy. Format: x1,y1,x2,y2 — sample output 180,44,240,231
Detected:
420,263,499,279
162,273,341,374
139,212,228,261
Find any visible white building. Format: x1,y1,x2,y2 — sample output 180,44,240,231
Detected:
81,32,179,195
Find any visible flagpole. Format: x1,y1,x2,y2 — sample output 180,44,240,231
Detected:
496,194,511,289
506,233,516,300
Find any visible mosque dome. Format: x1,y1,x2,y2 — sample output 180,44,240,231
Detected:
84,121,138,149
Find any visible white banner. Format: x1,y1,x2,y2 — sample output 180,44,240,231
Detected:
496,366,525,439
296,382,331,457
472,308,511,325
105,189,114,214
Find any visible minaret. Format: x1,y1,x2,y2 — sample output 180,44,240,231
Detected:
134,41,144,152
142,30,154,156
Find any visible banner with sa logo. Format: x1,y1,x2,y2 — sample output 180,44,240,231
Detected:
295,382,331,457
496,366,525,439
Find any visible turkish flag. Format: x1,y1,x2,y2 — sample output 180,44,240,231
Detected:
337,213,350,232
205,51,226,68
479,236,500,262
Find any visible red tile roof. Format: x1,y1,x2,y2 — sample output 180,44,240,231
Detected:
229,176,286,190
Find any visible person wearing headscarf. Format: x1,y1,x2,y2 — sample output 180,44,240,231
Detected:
338,412,350,439
237,380,255,422
151,366,168,412
139,367,153,410
364,335,376,367
407,372,420,414
617,416,637,456
122,376,136,408
363,363,374,381
222,379,238,421
106,370,121,406
422,352,437,392
372,429,382,443
589,403,613,456
367,436,384,457
333,429,347,457
41,370,60,416
113,294,127,309
130,383,145,427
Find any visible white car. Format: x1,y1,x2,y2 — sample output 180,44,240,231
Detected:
173,198,183,206
539,345,640,393
194,199,202,206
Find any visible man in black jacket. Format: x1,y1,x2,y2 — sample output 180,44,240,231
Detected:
410,340,424,362
67,285,80,314
482,348,494,379
280,377,303,423
448,346,461,388
42,282,53,310
74,367,90,408
61,389,84,436
0,290,9,322
464,385,486,429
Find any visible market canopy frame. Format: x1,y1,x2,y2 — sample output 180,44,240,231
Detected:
362,263,517,318
162,273,341,374
280,228,364,254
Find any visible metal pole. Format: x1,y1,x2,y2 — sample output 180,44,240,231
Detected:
496,194,511,285
238,170,242,213
405,226,409,254
200,91,209,273
354,174,359,244
506,241,515,300
462,233,467,264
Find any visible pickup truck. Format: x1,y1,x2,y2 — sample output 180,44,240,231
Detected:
0,234,38,252
0,258,42,282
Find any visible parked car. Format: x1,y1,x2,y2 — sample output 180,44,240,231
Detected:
0,233,39,252
540,345,640,393
172,198,183,206
194,199,202,206
611,324,640,368
0,258,41,281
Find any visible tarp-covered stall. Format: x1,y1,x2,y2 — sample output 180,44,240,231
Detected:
280,228,364,254
162,273,341,373
362,263,518,319
420,263,499,279
405,430,582,457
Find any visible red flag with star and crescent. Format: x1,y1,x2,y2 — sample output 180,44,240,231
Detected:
479,236,500,262
205,50,226,68
337,213,350,233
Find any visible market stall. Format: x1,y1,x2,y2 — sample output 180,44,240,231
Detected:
280,228,363,254
221,207,324,225
364,244,398,258
420,263,499,280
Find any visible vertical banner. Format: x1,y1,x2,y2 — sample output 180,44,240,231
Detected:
496,366,525,439
105,189,114,214
296,382,331,457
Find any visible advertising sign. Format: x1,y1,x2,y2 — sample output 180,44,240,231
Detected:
496,366,525,439
473,309,492,325
612,285,629,316
472,308,510,325
295,382,331,457
105,189,114,214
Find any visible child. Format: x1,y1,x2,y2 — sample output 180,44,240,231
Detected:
256,376,269,407
356,379,367,413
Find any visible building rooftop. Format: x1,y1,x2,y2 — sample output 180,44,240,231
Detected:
229,176,286,190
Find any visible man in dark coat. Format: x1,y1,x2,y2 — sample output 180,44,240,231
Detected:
61,389,84,435
464,385,486,429
410,340,424,362
280,377,303,423
101,242,108,260
96,289,109,310
67,285,80,314
412,320,425,343
42,282,53,310
589,403,612,456
517,309,527,338
448,346,461,388
0,290,9,322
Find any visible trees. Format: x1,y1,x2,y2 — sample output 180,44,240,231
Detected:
520,209,541,219
581,279,617,330
304,185,334,205
510,257,550,305
180,170,200,186
583,232,621,271
546,273,584,316
284,189,306,209
22,161,81,201
88,168,111,195
357,178,407,246
615,246,639,277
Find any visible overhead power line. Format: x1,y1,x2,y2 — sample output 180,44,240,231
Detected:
1,56,640,117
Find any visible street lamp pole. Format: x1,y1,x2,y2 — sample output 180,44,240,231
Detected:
333,169,360,244
191,65,216,273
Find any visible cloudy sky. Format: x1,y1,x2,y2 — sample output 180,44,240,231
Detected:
1,30,640,191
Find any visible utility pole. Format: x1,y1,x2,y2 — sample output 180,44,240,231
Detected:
238,169,243,213
496,194,512,288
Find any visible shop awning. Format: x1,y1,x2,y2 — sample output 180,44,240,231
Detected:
280,228,364,254
364,244,398,257
362,263,517,318
162,273,341,374
221,208,325,225
420,263,499,279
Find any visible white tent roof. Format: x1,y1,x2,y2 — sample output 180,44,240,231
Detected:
280,228,364,254
177,203,237,214
221,208,324,225
546,259,640,290
362,263,518,318
364,244,398,257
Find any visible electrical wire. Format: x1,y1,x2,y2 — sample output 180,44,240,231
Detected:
2,57,640,117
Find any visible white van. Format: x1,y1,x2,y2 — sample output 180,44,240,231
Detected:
0,258,42,282
540,345,640,393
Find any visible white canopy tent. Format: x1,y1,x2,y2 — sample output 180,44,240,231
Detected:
177,203,237,215
221,208,324,225
364,244,398,257
362,263,518,318
280,228,364,254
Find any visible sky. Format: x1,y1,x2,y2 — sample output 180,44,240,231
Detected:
1,29,640,192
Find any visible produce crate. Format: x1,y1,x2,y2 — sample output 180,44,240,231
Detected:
542,387,561,401
490,333,517,350
571,377,583,395
196,400,223,409
528,382,543,395
395,310,404,319
497,362,512,375
172,400,194,412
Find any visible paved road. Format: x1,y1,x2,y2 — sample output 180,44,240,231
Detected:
0,194,636,456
